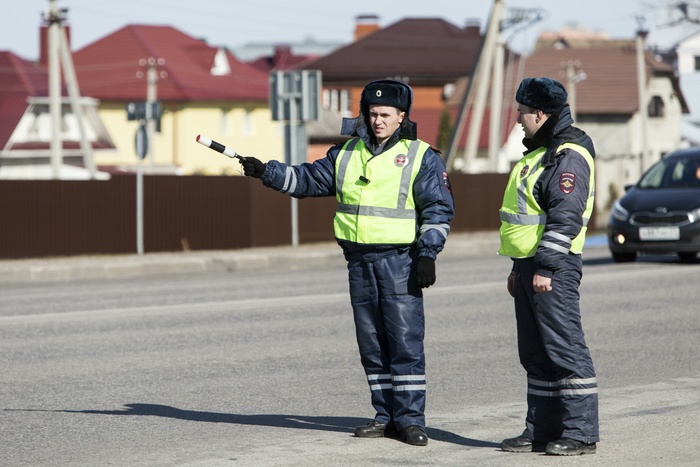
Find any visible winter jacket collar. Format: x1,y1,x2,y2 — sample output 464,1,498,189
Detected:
522,105,595,166
340,113,417,155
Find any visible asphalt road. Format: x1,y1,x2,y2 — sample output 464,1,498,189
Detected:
1,245,699,466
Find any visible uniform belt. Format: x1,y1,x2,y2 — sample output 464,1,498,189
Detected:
342,244,412,262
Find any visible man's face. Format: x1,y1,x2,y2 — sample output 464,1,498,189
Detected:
368,105,405,144
517,103,542,139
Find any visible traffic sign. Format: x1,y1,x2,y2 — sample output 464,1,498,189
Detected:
135,123,148,160
126,101,162,121
269,70,321,122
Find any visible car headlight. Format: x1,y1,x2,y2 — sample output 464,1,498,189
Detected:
691,208,700,223
611,200,630,222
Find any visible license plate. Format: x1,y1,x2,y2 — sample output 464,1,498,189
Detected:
639,226,680,241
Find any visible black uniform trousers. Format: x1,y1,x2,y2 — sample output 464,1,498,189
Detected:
512,254,599,444
346,248,426,430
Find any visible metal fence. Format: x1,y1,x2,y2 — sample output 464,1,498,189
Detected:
0,173,513,259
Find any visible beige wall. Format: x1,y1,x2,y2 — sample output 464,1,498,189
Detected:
94,101,284,175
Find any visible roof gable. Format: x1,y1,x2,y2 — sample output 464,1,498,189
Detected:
73,25,269,102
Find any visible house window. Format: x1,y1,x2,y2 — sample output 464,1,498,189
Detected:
220,108,230,135
322,89,351,115
242,109,252,137
695,55,700,71
322,89,333,111
339,89,351,116
648,95,664,118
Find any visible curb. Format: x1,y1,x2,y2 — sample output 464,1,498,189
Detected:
0,232,607,285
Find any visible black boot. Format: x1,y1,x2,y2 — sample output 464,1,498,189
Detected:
545,438,597,456
501,434,546,453
398,425,428,446
354,421,388,438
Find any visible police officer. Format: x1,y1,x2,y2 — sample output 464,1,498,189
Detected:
238,79,454,446
498,77,599,455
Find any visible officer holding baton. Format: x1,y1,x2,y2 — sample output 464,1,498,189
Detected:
235,79,454,446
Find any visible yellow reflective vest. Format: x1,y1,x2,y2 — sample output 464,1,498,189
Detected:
333,137,429,244
498,142,595,258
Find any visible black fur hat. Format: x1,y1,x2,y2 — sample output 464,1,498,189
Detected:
360,79,412,115
340,79,417,140
515,77,568,114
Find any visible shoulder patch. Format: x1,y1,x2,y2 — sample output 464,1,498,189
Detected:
442,172,452,192
560,172,576,193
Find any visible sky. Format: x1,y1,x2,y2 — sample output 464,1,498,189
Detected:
0,0,693,61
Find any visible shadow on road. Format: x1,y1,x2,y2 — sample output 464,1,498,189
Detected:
6,403,499,448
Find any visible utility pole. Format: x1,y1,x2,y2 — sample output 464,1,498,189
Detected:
636,18,650,175
445,1,543,173
562,60,586,122
43,0,96,179
46,1,62,179
488,23,505,172
129,58,164,254
461,0,504,173
138,57,165,169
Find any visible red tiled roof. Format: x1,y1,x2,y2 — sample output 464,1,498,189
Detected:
0,51,48,96
0,51,51,147
72,25,269,102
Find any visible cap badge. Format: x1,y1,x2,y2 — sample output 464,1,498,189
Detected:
376,90,382,97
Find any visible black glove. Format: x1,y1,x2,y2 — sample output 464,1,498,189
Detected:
507,270,515,298
239,156,266,178
416,256,436,288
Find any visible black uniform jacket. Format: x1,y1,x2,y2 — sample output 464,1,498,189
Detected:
522,104,596,277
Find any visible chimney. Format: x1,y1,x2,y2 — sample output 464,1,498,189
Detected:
354,14,380,41
274,45,292,62
464,18,481,33
39,23,71,67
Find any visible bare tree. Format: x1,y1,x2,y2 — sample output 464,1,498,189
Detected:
663,1,700,25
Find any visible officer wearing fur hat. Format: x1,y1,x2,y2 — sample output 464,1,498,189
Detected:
498,77,599,456
239,79,454,446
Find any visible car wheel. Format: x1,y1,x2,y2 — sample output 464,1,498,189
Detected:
678,252,697,263
612,252,637,262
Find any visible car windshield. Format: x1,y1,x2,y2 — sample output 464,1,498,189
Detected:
638,155,700,189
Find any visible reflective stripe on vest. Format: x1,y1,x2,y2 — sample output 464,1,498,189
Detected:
498,142,595,258
333,138,428,244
